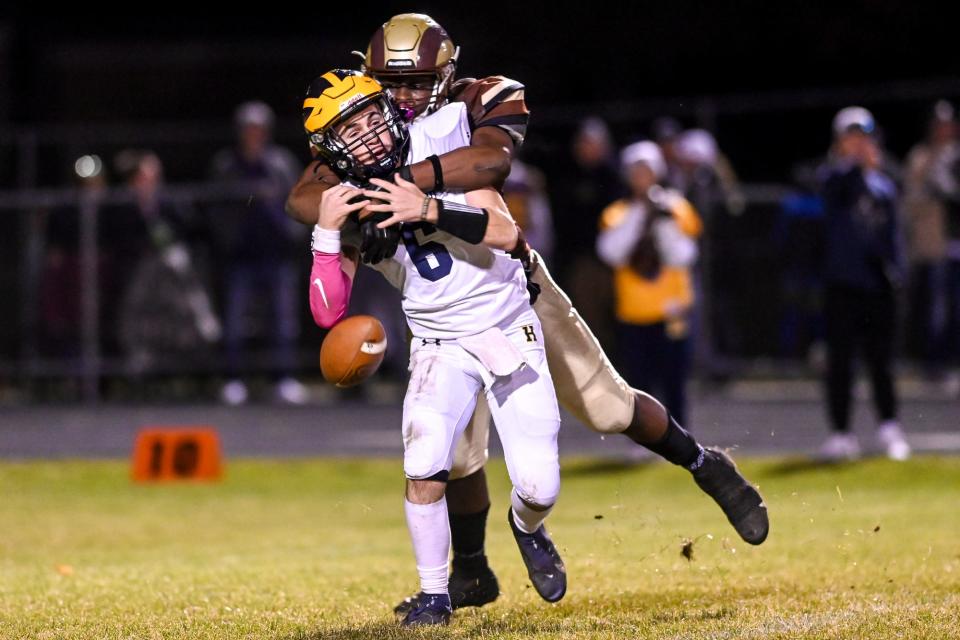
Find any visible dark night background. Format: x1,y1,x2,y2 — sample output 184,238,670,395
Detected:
1,2,956,183
0,2,956,372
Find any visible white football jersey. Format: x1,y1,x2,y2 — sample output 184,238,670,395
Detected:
368,102,531,339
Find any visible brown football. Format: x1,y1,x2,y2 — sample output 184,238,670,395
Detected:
319,315,388,387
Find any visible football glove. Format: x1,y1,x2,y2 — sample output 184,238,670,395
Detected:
360,211,400,265
509,226,541,305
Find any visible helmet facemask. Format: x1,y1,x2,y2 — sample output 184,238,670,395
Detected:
371,60,457,121
311,93,409,182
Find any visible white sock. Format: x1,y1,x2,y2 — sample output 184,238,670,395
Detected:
511,488,553,534
404,497,450,595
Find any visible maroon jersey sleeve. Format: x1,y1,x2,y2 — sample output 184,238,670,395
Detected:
450,75,529,147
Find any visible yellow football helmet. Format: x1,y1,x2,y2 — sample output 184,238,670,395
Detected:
359,13,460,118
301,69,408,181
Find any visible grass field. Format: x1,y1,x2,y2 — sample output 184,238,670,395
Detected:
1,455,959,639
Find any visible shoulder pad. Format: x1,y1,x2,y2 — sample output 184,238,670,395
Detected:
449,77,478,101
416,102,469,140
451,75,528,146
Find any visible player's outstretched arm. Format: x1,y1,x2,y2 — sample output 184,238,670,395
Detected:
462,186,519,250
403,127,514,193
309,245,359,328
308,185,367,328
287,160,342,225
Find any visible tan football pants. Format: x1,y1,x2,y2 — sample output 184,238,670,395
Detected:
449,250,635,479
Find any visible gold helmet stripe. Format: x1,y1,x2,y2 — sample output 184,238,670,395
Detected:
303,72,382,133
364,13,456,73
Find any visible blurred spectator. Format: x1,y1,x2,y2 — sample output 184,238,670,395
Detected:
919,101,960,395
674,129,745,216
674,129,745,380
112,150,221,370
503,158,554,265
651,116,684,189
596,142,702,426
550,116,624,349
38,158,107,358
903,101,957,382
817,106,910,462
96,153,159,359
775,167,826,361
209,101,306,405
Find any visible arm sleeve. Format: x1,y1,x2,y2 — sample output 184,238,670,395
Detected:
596,201,642,267
654,218,699,267
452,76,530,147
309,251,353,328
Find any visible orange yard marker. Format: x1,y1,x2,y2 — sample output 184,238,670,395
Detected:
131,427,223,482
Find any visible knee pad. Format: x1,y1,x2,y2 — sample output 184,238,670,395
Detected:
577,374,635,434
402,409,454,480
514,462,560,508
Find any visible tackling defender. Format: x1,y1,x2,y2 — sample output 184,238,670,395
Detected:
286,13,769,615
304,70,567,626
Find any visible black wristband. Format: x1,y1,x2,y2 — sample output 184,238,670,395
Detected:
427,154,444,193
397,165,414,183
435,199,489,244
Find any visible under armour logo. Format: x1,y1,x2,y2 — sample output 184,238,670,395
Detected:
522,325,537,343
420,338,441,346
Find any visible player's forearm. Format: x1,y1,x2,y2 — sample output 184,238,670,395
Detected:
424,189,518,250
286,181,326,225
308,228,353,328
406,144,512,193
287,160,341,225
481,206,519,251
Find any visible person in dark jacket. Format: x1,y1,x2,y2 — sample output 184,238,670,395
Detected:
817,106,910,461
210,101,306,405
549,117,625,350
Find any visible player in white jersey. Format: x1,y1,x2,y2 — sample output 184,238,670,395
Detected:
288,14,769,618
302,69,567,627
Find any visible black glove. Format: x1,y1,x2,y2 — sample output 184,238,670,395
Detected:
526,274,542,305
508,227,541,305
360,211,400,265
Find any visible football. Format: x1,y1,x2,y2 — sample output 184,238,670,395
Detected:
319,315,388,387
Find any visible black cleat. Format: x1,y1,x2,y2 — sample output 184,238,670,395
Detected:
507,508,566,603
449,562,500,609
393,564,499,617
399,592,452,627
692,447,769,545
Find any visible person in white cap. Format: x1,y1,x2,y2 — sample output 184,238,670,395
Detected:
596,141,702,428
817,106,910,461
672,128,745,383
